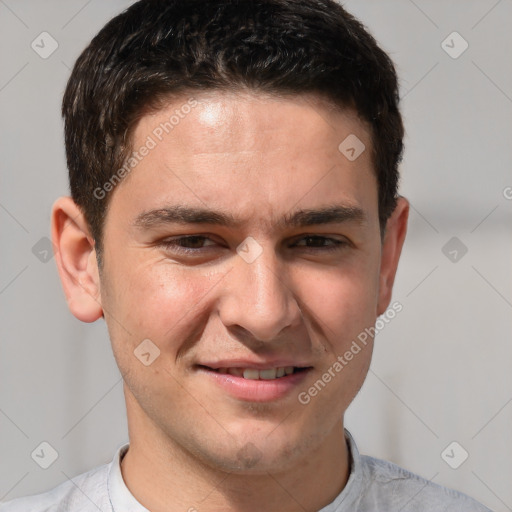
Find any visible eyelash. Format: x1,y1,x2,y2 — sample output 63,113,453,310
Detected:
159,235,348,255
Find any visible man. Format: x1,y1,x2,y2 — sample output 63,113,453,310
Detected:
1,0,491,510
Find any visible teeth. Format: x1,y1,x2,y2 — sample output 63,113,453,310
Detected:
218,367,298,380
242,368,260,380
259,368,277,380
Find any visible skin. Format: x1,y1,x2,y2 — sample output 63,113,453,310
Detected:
52,91,409,512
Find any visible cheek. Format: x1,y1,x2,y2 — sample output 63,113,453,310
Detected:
298,258,380,344
296,266,378,414
103,255,225,349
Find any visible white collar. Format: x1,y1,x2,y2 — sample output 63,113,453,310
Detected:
108,442,149,511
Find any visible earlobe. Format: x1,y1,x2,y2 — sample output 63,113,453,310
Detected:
376,196,409,316
51,197,103,323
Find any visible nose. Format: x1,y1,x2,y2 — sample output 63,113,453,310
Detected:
217,243,302,343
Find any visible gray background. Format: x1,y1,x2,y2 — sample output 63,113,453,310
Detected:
1,0,511,510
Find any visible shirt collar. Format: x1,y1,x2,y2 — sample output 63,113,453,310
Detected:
108,442,149,511
107,429,363,511
318,428,364,511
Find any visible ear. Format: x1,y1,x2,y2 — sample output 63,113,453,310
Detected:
51,197,103,323
376,196,409,316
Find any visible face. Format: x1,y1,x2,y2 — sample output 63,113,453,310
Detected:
97,91,388,473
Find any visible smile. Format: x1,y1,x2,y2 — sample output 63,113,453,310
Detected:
211,366,304,380
197,365,312,402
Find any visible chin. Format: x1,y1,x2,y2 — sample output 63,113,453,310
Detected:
206,448,295,475
194,428,311,475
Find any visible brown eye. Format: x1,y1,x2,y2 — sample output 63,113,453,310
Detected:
160,235,217,254
293,236,347,252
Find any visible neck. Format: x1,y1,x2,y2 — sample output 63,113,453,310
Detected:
121,391,350,512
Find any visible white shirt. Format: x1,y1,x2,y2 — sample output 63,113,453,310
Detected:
0,430,491,511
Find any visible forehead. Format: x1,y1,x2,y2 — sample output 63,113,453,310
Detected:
137,91,369,159
110,91,378,233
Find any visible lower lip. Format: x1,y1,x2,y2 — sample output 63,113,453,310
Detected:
197,367,312,402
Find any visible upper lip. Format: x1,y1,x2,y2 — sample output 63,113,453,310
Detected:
198,359,313,370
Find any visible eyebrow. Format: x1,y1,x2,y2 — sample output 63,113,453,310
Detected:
133,203,367,230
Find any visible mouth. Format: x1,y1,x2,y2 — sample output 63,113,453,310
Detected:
198,365,309,380
196,364,313,402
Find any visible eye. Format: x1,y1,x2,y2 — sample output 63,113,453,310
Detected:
292,235,348,252
160,235,218,254
159,234,348,257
